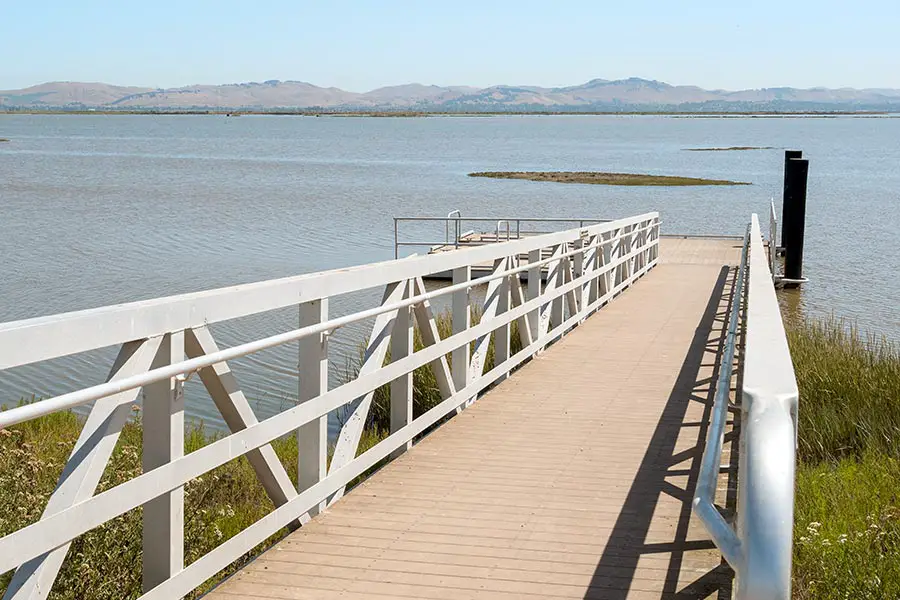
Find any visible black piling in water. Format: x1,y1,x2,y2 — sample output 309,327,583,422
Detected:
783,156,809,283
780,149,803,250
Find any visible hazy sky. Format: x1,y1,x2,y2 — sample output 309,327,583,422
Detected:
3,0,899,91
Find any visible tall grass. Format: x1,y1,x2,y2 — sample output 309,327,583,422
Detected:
787,317,900,463
787,316,900,599
0,410,384,599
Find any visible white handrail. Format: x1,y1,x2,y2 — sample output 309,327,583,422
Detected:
496,219,511,242
0,212,661,600
737,214,798,599
0,213,657,370
0,219,656,429
769,198,778,277
692,213,798,600
446,209,461,245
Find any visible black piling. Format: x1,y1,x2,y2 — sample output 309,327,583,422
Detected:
782,155,809,283
780,149,803,250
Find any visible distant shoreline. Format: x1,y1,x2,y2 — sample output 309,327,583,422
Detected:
1,109,899,118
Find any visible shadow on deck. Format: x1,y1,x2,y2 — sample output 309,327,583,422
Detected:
584,265,739,599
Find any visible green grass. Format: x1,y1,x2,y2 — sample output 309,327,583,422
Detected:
787,317,900,598
787,317,900,463
468,171,750,186
0,408,384,599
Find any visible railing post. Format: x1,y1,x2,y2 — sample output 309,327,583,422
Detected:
599,231,612,297
527,248,541,343
452,266,471,408
142,331,185,594
393,218,399,260
586,234,601,307
549,245,565,331
298,298,328,516
391,282,414,457
495,258,511,382
573,238,586,321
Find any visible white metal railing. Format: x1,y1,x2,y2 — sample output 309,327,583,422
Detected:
769,198,778,276
692,213,799,599
0,212,660,600
393,215,609,258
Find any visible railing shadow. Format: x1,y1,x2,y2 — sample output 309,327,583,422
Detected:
584,265,739,599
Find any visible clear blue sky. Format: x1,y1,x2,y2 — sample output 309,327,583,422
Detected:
3,0,899,91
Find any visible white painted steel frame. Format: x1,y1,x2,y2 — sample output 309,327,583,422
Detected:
692,213,798,600
0,213,659,600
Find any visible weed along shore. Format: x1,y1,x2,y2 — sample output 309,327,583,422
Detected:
0,408,386,599
468,171,750,186
786,317,900,598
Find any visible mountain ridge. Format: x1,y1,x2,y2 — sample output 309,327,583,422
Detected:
2,78,900,112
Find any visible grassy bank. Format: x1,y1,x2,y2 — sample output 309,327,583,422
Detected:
787,317,900,599
1,307,515,598
468,170,750,186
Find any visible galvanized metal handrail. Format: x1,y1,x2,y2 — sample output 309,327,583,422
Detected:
769,199,778,276
393,215,609,258
445,209,461,246
496,220,511,242
692,212,799,600
692,223,749,569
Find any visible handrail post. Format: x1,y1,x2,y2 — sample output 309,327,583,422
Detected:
393,218,399,260
527,248,541,347
496,220,511,243
495,257,512,382
298,298,328,516
143,331,185,595
451,266,471,408
390,282,414,457
446,210,461,248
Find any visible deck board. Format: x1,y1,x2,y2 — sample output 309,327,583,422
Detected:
208,238,741,600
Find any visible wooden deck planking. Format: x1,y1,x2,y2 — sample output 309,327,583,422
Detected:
208,238,741,600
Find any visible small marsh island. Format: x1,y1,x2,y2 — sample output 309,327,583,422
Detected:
469,171,750,186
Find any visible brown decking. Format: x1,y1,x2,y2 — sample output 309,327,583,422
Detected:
209,238,741,600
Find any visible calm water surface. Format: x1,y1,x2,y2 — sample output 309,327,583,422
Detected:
2,114,898,430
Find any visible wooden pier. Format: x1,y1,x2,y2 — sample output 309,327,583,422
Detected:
0,214,798,600
207,237,741,599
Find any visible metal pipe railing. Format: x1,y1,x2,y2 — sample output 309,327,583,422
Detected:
692,213,799,599
393,215,610,258
769,199,778,277
446,210,461,246
692,223,749,569
496,220,511,242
